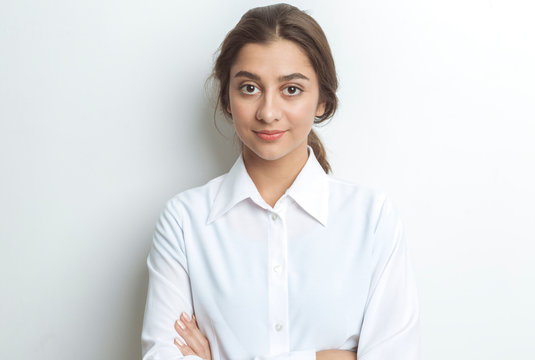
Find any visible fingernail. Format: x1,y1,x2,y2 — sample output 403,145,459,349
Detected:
174,337,184,346
181,312,191,322
176,320,185,330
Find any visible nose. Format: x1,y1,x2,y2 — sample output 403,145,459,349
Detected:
256,89,281,123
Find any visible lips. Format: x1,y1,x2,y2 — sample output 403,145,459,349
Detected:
254,130,286,141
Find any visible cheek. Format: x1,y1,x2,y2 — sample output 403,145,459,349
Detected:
229,93,253,118
229,99,253,138
230,105,250,130
286,101,318,126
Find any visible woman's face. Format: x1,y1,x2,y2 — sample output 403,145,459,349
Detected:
228,39,325,165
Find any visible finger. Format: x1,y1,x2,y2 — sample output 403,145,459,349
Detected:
174,318,204,355
182,313,208,344
180,313,211,358
180,313,207,351
174,337,196,356
191,314,206,342
174,319,188,337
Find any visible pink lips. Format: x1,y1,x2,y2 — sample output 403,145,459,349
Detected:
254,130,286,141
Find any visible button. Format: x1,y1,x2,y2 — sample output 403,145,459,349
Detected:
273,264,282,273
271,213,278,221
274,323,283,332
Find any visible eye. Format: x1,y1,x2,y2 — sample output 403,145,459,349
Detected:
283,86,302,96
240,84,260,95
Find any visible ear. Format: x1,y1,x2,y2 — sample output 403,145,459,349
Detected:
315,101,326,118
226,103,232,115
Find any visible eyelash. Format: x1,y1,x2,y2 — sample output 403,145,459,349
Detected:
282,86,302,96
239,84,303,96
240,84,260,95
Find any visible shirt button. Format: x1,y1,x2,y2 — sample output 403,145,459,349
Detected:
271,213,278,221
273,264,282,273
274,323,283,332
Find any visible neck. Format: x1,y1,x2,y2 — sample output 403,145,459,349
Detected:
242,145,309,208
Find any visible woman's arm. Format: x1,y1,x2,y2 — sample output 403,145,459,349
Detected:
356,197,420,360
142,200,204,360
175,315,357,360
315,350,357,360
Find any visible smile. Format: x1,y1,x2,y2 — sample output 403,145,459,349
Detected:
254,130,286,141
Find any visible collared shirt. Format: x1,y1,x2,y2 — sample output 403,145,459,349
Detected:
142,147,420,360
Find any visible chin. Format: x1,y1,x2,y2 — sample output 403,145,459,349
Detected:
241,137,308,163
249,143,306,163
251,149,288,162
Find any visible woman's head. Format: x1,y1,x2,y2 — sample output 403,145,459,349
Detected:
213,3,338,173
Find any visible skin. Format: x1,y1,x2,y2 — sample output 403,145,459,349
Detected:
173,40,357,360
227,39,325,207
175,312,357,360
174,313,211,359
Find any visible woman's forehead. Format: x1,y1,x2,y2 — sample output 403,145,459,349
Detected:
230,40,315,80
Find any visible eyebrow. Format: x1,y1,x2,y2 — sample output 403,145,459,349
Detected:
234,71,310,82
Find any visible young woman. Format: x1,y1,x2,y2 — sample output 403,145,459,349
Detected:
142,4,419,360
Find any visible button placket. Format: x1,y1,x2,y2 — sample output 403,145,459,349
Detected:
267,206,289,354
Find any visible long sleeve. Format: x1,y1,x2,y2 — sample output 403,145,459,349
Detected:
356,198,420,360
253,349,316,360
142,150,419,359
142,201,204,360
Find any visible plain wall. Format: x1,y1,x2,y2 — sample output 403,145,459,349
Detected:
1,0,534,359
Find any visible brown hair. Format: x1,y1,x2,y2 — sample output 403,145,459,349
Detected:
213,3,338,173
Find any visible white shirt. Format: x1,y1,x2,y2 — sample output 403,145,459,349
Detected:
142,147,419,360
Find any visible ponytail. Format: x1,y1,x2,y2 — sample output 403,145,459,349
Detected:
308,129,331,174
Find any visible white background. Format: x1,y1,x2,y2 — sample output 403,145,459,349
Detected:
1,0,534,359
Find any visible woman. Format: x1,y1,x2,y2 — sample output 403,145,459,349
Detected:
142,4,419,360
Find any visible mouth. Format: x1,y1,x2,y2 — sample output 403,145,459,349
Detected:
253,130,286,141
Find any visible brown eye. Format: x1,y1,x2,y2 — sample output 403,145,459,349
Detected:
283,86,302,96
240,84,260,95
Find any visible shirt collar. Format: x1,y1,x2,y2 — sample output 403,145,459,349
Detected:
285,146,330,226
207,146,329,226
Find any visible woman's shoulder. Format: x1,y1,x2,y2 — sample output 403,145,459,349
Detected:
327,174,388,207
325,174,399,229
160,173,228,220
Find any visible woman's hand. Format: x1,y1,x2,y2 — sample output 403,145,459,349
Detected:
173,314,354,360
316,350,357,360
174,312,212,360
